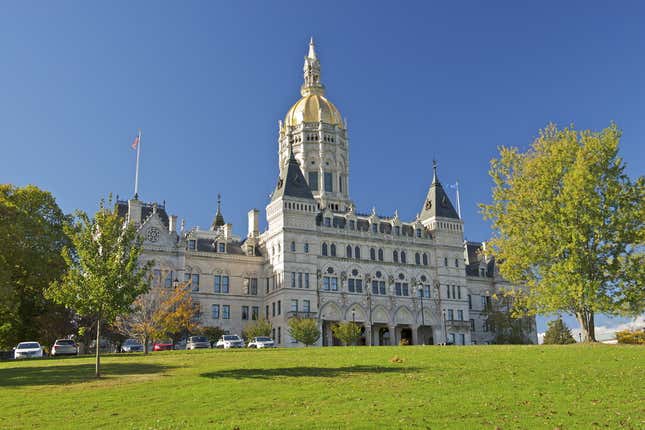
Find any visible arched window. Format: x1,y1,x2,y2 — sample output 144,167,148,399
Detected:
291,241,296,252
331,244,337,257
322,243,328,256
346,245,352,258
422,253,428,266
378,248,384,261
304,243,309,253
444,257,448,267
401,251,407,264
370,248,376,261
393,250,398,263
355,246,361,259
415,252,421,265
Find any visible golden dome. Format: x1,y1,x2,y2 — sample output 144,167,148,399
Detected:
284,93,343,127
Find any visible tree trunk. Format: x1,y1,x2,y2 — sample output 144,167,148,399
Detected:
144,334,149,355
575,310,596,342
95,313,101,378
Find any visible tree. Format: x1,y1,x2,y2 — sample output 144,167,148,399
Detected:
481,124,645,341
0,185,74,349
331,321,362,346
287,317,320,347
199,326,226,347
46,197,151,377
542,317,576,345
615,329,645,345
154,281,200,343
485,294,534,344
113,286,164,354
242,319,272,340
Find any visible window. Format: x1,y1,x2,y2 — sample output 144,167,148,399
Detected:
370,248,376,261
449,333,455,344
421,285,431,298
272,302,276,317
468,294,472,309
446,285,451,299
372,223,378,233
416,229,422,238
249,278,257,295
305,273,310,288
252,306,259,320
277,300,281,315
265,305,269,319
323,276,338,291
303,300,310,313
308,172,319,191
422,253,428,266
324,217,331,227
191,274,200,292
393,250,398,263
457,286,462,299
339,175,343,193
211,304,220,319
372,280,386,295
222,305,230,319
457,310,464,321
242,306,249,320
291,272,296,288
290,241,296,252
214,275,229,293
354,246,361,259
322,243,328,256
394,226,400,236
378,248,384,261
395,282,409,296
459,334,465,345
304,242,309,253
455,258,459,268
447,309,454,320
164,270,174,288
298,272,303,288
346,245,352,258
330,243,336,257
480,268,486,277
324,172,333,192
188,240,196,250
348,278,363,293
291,299,298,312
415,253,421,265
444,257,448,267
401,251,407,264
266,278,270,293
470,319,475,331
218,243,226,253
452,285,456,299
278,327,282,344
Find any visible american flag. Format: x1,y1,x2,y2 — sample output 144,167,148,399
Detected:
131,134,140,150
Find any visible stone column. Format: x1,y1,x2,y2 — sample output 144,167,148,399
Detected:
388,325,397,346
411,325,419,345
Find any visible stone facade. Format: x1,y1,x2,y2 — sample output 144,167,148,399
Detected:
121,40,537,347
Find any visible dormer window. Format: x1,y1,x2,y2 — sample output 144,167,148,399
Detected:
349,220,355,230
372,223,378,233
416,229,422,238
324,217,331,227
394,226,400,236
188,240,196,251
218,243,225,253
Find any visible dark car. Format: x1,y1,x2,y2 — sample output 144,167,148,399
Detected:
153,340,173,351
186,336,211,350
121,339,144,353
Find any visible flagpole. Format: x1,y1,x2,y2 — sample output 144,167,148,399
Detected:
134,129,141,199
454,181,461,219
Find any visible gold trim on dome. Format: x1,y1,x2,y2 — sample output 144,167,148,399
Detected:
284,94,343,127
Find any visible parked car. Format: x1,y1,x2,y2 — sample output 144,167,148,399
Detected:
247,337,275,349
186,336,210,350
121,339,144,353
215,335,244,349
14,342,43,359
51,339,78,356
88,338,114,354
153,340,174,351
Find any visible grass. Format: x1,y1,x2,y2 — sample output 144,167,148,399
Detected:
0,345,643,429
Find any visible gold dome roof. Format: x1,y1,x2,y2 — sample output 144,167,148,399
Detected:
284,94,343,127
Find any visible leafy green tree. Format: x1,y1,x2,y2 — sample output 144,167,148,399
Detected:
287,317,320,347
481,124,645,341
46,197,151,377
542,317,576,344
0,185,74,349
486,294,534,344
242,319,272,340
331,321,362,346
199,326,226,347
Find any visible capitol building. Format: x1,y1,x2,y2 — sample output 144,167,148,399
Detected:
120,40,537,347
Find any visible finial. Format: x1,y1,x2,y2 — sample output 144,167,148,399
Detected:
308,37,317,59
217,193,222,212
394,209,399,219
289,139,295,159
432,158,438,183
180,218,185,232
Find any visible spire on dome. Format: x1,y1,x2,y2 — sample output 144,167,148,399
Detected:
308,37,317,59
211,193,225,229
301,37,325,97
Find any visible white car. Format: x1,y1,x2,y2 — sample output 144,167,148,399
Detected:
14,342,44,359
247,337,275,349
215,335,244,349
51,339,78,356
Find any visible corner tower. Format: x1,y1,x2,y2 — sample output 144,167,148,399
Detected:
279,38,352,213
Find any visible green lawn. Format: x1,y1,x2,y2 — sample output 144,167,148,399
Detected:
0,345,643,429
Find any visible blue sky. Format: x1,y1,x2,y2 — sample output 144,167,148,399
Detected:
1,2,643,337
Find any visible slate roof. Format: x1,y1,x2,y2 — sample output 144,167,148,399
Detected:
419,165,460,220
116,200,169,229
465,241,495,278
271,150,314,201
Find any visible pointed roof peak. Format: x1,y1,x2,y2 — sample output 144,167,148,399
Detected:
308,37,317,59
212,193,225,229
432,158,439,184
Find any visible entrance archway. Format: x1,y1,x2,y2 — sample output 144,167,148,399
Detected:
379,327,391,345
400,327,413,345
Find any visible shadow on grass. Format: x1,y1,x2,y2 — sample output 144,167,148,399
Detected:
202,365,419,380
0,362,172,387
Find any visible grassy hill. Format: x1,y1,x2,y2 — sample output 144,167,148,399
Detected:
0,345,642,429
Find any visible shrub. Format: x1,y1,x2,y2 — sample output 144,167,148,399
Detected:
615,329,645,345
